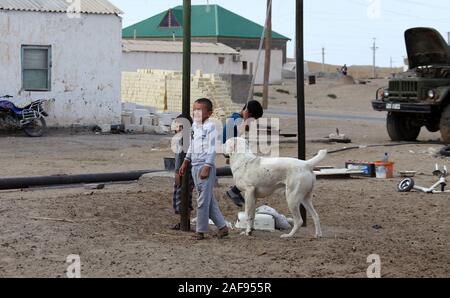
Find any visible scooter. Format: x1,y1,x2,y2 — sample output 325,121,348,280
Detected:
0,95,50,137
398,164,450,194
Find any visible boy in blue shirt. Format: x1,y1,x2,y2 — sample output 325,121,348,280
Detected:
223,100,264,207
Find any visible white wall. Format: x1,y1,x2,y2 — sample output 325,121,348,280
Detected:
0,11,122,127
240,49,283,84
122,51,243,75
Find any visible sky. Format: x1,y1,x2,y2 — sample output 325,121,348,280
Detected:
109,0,450,67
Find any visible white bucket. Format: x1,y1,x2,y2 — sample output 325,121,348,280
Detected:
235,212,275,232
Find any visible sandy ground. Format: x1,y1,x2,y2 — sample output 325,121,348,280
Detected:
1,78,449,277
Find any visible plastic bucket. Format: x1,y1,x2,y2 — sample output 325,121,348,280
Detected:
374,161,394,179
164,157,176,171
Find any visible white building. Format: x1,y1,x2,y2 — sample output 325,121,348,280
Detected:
0,0,123,127
239,49,284,84
122,5,289,85
122,40,243,75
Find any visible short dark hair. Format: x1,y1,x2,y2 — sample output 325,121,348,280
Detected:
244,100,264,119
195,98,213,112
176,114,193,124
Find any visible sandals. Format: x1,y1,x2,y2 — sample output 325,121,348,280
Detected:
217,227,229,239
193,233,205,240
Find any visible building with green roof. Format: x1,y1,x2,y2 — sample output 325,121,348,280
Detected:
123,5,290,65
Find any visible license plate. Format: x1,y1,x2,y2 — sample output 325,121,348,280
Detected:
386,103,401,110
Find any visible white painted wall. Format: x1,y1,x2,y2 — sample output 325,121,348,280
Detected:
240,49,283,85
0,10,122,127
122,51,243,75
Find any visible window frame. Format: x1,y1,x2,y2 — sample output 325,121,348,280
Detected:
21,45,52,92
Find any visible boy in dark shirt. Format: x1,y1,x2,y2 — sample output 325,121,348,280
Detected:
222,100,264,207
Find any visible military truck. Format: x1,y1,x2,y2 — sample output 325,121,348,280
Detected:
372,27,450,143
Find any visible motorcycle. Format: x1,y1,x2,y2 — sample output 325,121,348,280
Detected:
0,95,50,137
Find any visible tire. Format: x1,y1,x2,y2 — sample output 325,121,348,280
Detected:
398,178,415,192
439,146,450,157
23,117,46,137
440,105,450,144
386,112,421,141
425,121,440,133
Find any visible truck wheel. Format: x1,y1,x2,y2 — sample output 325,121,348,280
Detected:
386,112,421,141
440,105,450,144
425,121,440,133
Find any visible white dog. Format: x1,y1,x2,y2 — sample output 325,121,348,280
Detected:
224,137,326,239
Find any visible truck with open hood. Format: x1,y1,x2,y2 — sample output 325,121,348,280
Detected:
372,27,450,143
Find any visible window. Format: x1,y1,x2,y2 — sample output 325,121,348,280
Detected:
242,61,248,71
218,57,225,65
22,45,51,91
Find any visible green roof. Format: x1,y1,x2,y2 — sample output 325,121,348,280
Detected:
122,5,290,40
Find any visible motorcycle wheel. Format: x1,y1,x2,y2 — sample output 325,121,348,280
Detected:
398,178,415,193
23,117,47,137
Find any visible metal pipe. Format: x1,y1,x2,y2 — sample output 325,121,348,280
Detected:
0,167,233,191
181,0,192,232
296,0,307,226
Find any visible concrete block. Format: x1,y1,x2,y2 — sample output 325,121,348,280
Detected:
143,125,157,134
132,109,151,125
121,113,133,126
125,124,144,133
100,124,111,133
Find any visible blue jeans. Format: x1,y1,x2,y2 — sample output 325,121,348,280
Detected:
192,165,227,233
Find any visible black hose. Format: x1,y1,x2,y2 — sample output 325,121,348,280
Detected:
0,167,233,190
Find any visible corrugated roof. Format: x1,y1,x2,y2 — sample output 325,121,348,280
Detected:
0,0,123,15
123,5,289,40
122,40,239,55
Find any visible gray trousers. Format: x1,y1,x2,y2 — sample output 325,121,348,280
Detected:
192,165,227,233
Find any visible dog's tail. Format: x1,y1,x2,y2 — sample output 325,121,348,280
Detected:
305,150,327,169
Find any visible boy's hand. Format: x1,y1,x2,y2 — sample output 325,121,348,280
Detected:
200,166,211,180
179,161,189,176
175,174,181,186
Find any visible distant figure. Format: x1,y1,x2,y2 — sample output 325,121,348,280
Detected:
341,64,348,76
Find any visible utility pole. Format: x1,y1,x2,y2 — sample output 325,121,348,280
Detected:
322,47,325,73
296,0,307,226
448,32,450,46
262,0,272,110
371,38,379,78
180,0,191,232
390,56,393,72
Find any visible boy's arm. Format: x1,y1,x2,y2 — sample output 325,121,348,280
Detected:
185,128,193,162
185,144,192,163
205,124,217,168
174,153,183,174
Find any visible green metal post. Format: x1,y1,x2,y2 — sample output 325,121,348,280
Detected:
180,0,192,232
296,0,307,226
